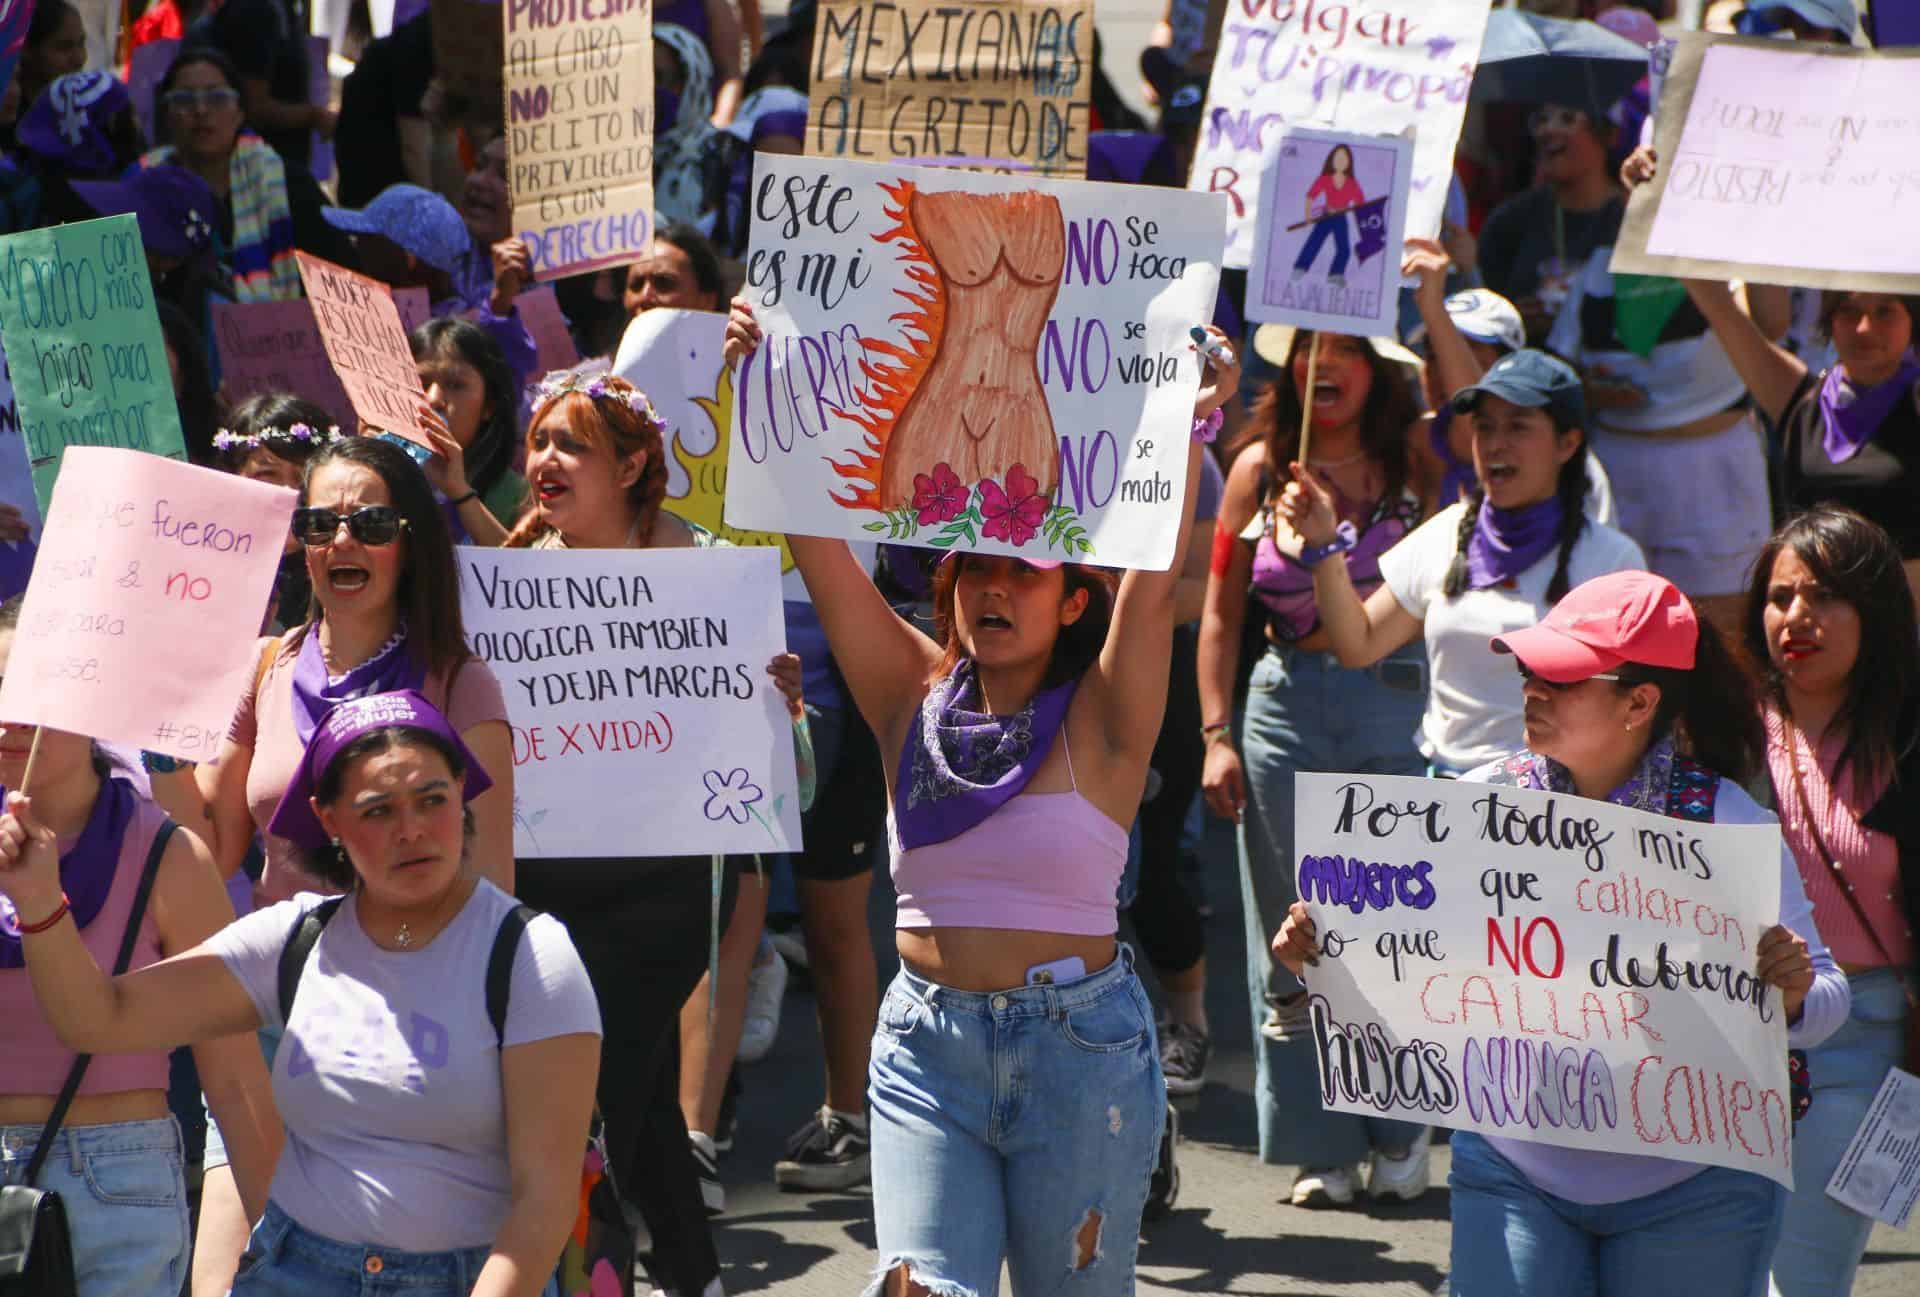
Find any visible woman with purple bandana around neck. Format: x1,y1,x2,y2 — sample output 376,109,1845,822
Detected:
1274,570,1849,1297
0,690,601,1297
723,301,1236,1297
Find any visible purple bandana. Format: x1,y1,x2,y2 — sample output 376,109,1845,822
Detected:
1504,734,1678,815
1466,496,1564,590
289,624,427,748
1819,358,1920,465
894,660,1077,850
0,775,137,968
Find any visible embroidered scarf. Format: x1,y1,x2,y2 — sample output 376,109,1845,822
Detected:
142,132,299,302
1818,358,1920,465
1466,495,1564,590
0,775,137,967
289,624,426,747
894,659,1077,849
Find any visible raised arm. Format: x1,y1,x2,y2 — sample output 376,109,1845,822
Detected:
1685,279,1808,426
1404,237,1484,400
1197,444,1262,823
1278,464,1422,667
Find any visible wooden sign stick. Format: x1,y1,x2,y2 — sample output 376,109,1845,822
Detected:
1298,330,1324,468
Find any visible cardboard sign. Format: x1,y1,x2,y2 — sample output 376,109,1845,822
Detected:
1611,34,1920,294
294,252,430,437
506,0,654,280
807,0,1092,176
458,545,803,857
726,155,1225,572
0,354,39,601
211,301,355,429
432,0,506,127
0,448,296,762
518,284,581,374
1293,772,1794,1188
1188,0,1493,269
1248,127,1413,334
0,215,191,511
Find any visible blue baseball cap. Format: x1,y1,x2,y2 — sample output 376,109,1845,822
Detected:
1451,349,1587,428
322,183,468,274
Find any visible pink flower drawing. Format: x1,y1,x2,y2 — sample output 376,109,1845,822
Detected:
911,462,968,526
978,464,1048,548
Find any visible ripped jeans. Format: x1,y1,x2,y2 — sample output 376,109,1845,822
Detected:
866,946,1165,1297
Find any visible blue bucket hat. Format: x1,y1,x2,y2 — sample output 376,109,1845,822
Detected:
18,71,132,175
322,183,468,274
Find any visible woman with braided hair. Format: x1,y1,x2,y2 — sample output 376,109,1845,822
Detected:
1282,348,1644,780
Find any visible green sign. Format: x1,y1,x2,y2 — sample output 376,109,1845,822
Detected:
0,214,189,509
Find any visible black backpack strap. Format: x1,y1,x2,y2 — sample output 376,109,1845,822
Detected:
485,904,536,1049
276,895,346,1026
22,818,176,1188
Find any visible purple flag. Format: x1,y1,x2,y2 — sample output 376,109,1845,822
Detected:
1352,197,1392,264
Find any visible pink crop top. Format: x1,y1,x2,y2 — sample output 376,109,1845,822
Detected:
1,796,171,1096
889,727,1130,935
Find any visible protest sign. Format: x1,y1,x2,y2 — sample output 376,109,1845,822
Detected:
432,0,505,127
0,214,191,511
211,300,356,428
1247,127,1413,334
0,355,39,601
294,252,430,438
807,0,1092,176
128,38,179,146
1612,34,1920,294
506,0,654,281
1188,0,1492,269
1867,0,1920,48
458,544,803,857
725,155,1225,571
395,287,431,333
1826,1066,1920,1228
1292,771,1794,1186
0,448,296,763
518,284,581,373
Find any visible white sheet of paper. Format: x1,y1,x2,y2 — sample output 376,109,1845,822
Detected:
1826,1066,1920,1228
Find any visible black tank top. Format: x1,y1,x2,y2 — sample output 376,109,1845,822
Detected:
1779,371,1920,557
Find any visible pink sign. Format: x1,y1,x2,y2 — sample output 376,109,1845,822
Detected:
0,448,296,762
295,252,430,439
212,299,355,428
395,286,431,333
516,285,580,374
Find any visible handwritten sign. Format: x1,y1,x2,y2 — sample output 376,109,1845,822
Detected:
294,252,430,437
0,448,296,762
506,0,654,280
807,0,1092,176
212,300,355,425
518,284,581,374
0,215,191,511
1188,0,1492,269
725,154,1224,571
1248,127,1413,334
1293,771,1794,1188
0,355,39,601
458,545,802,857
1612,34,1920,294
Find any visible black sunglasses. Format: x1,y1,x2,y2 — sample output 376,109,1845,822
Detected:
291,506,408,547
1516,661,1622,691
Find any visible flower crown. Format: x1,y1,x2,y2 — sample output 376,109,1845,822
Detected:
531,370,664,428
212,423,344,453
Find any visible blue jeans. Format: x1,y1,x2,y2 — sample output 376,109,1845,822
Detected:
1293,216,1352,278
1772,967,1914,1296
1237,644,1428,1167
233,1200,560,1297
866,947,1165,1296
0,1116,190,1297
1449,1132,1785,1296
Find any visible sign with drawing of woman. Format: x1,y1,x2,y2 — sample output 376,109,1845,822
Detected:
1248,127,1414,336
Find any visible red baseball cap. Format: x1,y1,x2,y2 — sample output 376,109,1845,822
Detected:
1491,571,1698,683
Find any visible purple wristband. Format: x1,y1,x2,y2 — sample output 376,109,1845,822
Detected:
1192,408,1224,444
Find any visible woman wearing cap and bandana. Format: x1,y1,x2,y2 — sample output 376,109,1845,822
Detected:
0,689,602,1297
1273,570,1849,1297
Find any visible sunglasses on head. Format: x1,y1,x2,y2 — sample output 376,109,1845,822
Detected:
291,506,408,547
1516,661,1623,691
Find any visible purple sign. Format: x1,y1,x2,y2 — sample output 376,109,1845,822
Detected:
1869,0,1920,47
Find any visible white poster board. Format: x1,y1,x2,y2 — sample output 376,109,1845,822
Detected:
458,545,802,858
725,154,1225,572
1294,771,1794,1188
1188,0,1492,269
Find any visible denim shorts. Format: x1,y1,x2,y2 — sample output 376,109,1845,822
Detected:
233,1200,560,1297
866,945,1165,1297
0,1116,190,1297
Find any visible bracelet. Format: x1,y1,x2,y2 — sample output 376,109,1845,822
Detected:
1200,721,1232,745
449,490,480,507
18,893,71,935
1300,521,1359,568
1191,408,1224,445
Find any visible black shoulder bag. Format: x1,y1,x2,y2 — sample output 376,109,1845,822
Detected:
0,821,177,1296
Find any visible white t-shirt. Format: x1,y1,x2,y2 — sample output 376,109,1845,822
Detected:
1378,501,1647,771
207,880,602,1251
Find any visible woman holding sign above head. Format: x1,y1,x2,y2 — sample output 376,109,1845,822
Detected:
503,369,808,1297
148,434,514,1297
723,300,1238,1297
0,688,601,1297
1743,508,1920,1297
0,595,281,1297
1198,325,1438,1207
1273,570,1850,1297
